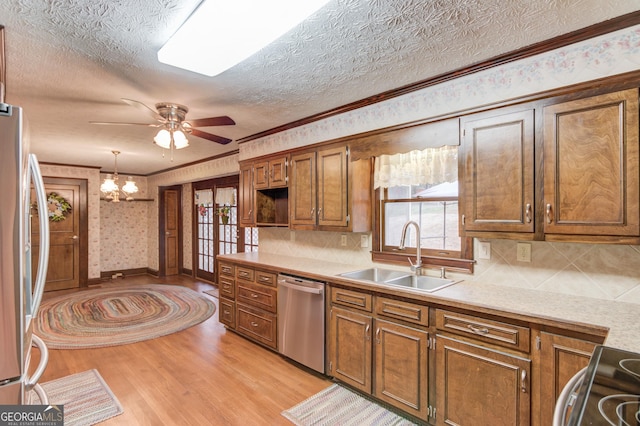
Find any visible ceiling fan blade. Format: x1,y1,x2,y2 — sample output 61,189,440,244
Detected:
121,98,163,121
90,121,160,127
190,128,233,145
188,116,236,127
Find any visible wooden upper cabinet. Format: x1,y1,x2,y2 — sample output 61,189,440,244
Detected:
238,163,255,226
461,108,535,234
543,89,640,238
317,146,349,227
290,151,317,226
254,156,288,189
290,145,371,232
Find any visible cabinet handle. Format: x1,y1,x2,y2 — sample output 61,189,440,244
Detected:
525,203,532,223
521,370,527,393
546,204,553,224
251,322,259,327
251,293,259,298
317,208,322,217
365,324,370,341
375,327,381,344
461,214,465,226
310,208,315,216
467,324,489,335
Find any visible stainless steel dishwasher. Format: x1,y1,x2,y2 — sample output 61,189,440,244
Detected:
277,274,325,374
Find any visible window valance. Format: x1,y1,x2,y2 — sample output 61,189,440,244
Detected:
373,145,458,189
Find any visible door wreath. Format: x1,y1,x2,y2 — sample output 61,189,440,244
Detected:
46,192,72,222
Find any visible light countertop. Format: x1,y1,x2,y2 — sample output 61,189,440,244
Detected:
218,252,640,353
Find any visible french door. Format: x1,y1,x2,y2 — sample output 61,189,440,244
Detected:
193,176,258,283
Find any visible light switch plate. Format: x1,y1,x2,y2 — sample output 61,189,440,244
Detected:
360,234,369,248
340,234,347,246
517,243,532,262
478,242,491,259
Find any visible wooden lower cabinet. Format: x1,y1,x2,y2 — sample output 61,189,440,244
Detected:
329,306,372,393
236,303,277,349
435,335,531,426
328,303,430,421
218,298,235,328
374,319,429,419
536,332,597,426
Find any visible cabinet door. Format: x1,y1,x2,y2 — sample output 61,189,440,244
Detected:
317,146,349,227
253,160,269,189
537,332,596,426
239,164,255,226
543,89,640,236
436,335,531,426
290,152,317,226
268,157,288,188
328,306,372,393
218,298,235,329
461,108,535,233
374,319,429,419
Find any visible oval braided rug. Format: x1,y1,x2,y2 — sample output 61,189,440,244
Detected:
35,284,216,349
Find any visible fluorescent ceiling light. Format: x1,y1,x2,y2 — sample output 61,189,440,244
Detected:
158,0,330,77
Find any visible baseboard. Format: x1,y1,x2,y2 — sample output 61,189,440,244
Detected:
100,267,149,280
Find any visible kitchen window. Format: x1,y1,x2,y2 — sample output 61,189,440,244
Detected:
372,146,473,272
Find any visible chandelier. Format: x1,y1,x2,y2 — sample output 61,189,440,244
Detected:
100,150,139,202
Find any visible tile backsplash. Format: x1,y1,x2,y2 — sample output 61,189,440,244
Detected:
259,228,640,305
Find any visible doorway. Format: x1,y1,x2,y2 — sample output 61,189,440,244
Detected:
159,185,182,276
32,177,88,291
192,176,258,283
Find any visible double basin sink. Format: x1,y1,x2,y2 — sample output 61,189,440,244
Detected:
338,267,457,293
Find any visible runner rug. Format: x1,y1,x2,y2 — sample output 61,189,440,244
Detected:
35,284,216,349
282,384,417,426
30,369,123,426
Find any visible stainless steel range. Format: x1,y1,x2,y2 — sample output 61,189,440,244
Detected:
567,345,640,425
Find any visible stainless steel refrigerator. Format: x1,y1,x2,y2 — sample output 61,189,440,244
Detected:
0,101,50,404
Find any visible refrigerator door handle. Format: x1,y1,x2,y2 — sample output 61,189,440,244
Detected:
25,335,49,392
29,154,49,318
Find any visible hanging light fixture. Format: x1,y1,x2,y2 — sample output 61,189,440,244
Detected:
100,150,139,202
152,103,190,160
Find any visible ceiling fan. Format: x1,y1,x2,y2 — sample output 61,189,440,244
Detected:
90,98,236,146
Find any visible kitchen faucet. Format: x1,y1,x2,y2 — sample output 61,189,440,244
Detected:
399,220,422,276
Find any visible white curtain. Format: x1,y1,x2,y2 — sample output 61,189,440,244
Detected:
215,187,236,205
373,146,458,189
195,189,213,205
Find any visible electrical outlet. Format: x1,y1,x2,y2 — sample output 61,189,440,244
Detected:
478,241,491,259
340,234,347,246
360,234,369,248
517,243,532,262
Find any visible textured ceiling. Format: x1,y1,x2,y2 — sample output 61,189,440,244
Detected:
1,0,639,175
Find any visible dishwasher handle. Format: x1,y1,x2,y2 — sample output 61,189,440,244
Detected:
278,277,323,295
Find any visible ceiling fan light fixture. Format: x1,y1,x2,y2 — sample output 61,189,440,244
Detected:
173,130,189,149
157,0,331,76
154,129,171,149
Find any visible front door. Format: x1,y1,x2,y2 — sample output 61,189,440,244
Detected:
160,187,181,276
32,177,88,291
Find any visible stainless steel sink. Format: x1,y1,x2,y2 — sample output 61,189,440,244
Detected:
384,275,457,292
338,267,407,283
338,267,457,293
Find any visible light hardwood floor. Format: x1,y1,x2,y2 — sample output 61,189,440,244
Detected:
38,274,331,425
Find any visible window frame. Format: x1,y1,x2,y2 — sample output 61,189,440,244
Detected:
371,186,474,273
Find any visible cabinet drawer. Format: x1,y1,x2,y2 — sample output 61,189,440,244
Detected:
236,266,255,282
436,310,530,353
375,297,429,327
237,281,277,313
219,262,235,277
219,298,235,329
219,277,235,299
236,303,277,349
255,270,277,287
331,287,372,312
